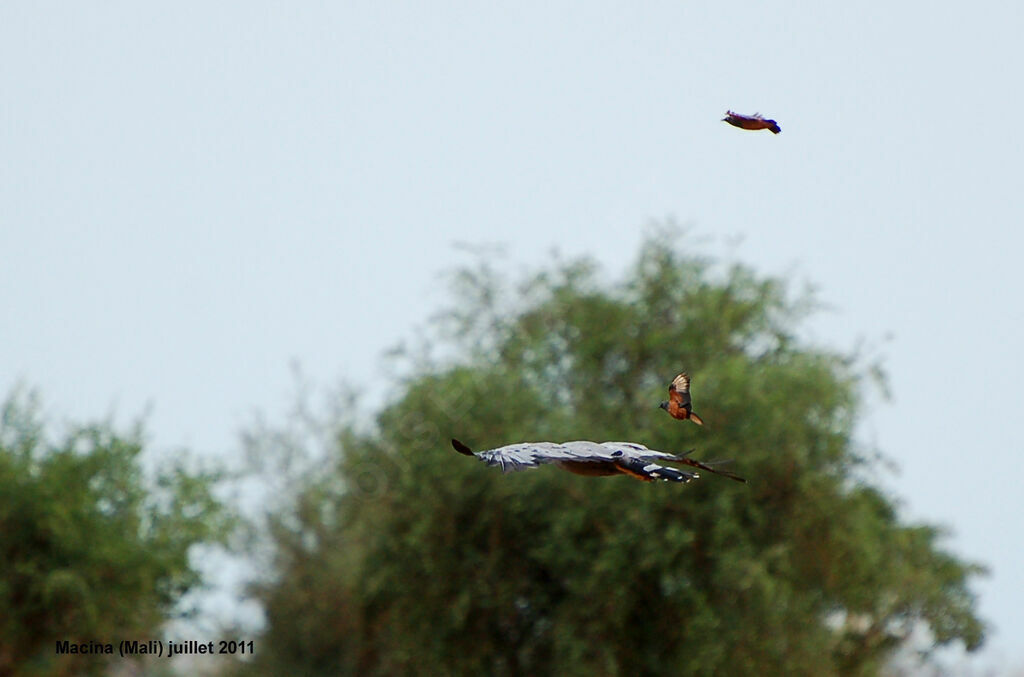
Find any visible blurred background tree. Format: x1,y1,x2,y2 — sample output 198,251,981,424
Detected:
235,231,984,676
0,389,232,677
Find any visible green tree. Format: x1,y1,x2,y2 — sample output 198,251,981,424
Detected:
240,232,984,676
0,389,232,677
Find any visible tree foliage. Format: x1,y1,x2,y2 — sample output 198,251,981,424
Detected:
0,389,232,677
241,232,984,676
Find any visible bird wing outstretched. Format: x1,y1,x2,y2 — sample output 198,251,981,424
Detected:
467,440,588,472
668,372,693,411
451,439,700,482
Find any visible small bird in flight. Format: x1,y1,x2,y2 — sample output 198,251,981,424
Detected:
722,110,781,134
452,438,745,483
660,372,705,426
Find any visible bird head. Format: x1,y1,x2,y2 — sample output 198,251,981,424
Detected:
659,400,669,411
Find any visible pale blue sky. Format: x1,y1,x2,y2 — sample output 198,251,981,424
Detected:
3,2,1022,670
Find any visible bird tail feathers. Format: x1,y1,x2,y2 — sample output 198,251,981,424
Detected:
616,458,697,483
668,450,746,483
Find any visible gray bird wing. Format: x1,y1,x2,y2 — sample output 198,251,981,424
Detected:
463,440,713,482
474,440,699,482
474,441,617,472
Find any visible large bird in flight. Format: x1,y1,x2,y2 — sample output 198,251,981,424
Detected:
722,110,781,134
660,372,705,426
451,439,745,483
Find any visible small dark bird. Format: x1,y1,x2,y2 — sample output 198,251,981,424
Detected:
660,372,705,426
722,110,781,134
451,438,745,483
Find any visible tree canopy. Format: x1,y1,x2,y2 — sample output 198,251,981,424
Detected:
0,389,232,677
240,232,984,676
